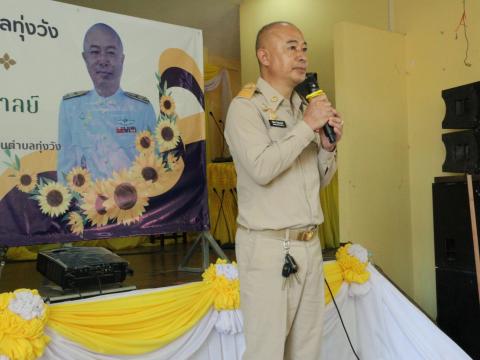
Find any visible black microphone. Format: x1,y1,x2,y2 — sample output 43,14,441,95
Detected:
209,111,225,157
301,73,336,144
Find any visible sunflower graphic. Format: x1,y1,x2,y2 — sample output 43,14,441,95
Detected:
66,167,92,194
166,152,180,170
156,119,180,152
103,170,149,225
16,170,37,193
36,182,72,217
160,95,176,116
135,130,155,154
67,212,84,236
81,180,113,227
131,152,167,196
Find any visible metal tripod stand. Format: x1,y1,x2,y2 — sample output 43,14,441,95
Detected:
178,231,228,272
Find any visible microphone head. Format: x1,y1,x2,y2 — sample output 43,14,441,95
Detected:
305,73,319,93
295,72,319,99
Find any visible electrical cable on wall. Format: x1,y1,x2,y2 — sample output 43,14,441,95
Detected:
455,0,471,67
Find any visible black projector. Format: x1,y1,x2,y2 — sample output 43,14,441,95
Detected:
37,247,132,289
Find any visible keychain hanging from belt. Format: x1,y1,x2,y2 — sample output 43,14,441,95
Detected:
282,230,300,289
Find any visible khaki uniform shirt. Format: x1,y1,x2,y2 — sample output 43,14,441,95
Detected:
225,77,337,231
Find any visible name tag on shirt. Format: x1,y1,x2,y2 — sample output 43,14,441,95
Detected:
269,120,287,128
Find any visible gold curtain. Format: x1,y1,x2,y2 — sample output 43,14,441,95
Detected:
207,162,237,244
319,172,340,249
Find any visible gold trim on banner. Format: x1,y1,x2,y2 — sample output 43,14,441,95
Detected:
178,112,206,145
158,48,204,89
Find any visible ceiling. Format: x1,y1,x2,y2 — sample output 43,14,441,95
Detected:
55,0,242,60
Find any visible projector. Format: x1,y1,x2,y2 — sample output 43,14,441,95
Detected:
37,247,133,290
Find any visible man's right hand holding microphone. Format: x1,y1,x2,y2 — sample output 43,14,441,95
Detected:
303,94,344,152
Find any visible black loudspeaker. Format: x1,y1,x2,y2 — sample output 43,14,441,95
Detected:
436,268,480,359
442,82,480,129
433,176,480,359
433,176,480,271
442,130,480,173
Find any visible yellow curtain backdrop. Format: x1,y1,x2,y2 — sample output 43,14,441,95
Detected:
204,63,237,244
319,172,340,248
205,63,221,81
204,63,226,164
207,162,237,244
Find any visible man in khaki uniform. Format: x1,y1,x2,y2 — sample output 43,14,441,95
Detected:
225,21,344,359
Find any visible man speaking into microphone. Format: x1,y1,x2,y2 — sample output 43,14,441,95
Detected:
225,21,344,359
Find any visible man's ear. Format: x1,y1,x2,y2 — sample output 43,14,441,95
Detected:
82,52,87,62
256,48,269,67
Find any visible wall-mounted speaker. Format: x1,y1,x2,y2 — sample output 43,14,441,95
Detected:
442,82,480,129
442,130,480,173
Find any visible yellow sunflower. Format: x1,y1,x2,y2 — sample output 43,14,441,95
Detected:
160,95,176,116
135,130,155,154
16,170,37,193
67,212,84,236
81,180,113,227
66,167,92,194
103,169,149,225
36,182,72,217
131,153,167,197
156,119,180,152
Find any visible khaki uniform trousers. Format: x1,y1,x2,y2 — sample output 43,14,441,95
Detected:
236,227,325,360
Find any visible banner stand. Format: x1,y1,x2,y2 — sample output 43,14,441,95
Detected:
0,246,7,281
466,174,480,304
178,231,228,273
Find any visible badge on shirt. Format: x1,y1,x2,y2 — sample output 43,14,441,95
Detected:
269,120,287,128
116,118,137,134
262,104,284,127
116,126,137,133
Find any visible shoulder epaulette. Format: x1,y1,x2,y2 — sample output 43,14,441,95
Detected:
236,83,257,99
125,91,150,104
63,91,88,100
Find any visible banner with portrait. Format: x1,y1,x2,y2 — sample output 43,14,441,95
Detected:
0,0,208,246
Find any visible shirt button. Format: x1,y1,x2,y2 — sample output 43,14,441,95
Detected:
271,96,278,102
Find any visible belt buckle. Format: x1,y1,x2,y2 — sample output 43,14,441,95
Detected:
298,230,314,241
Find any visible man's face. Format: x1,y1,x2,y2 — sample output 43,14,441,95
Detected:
259,25,308,87
82,28,124,92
